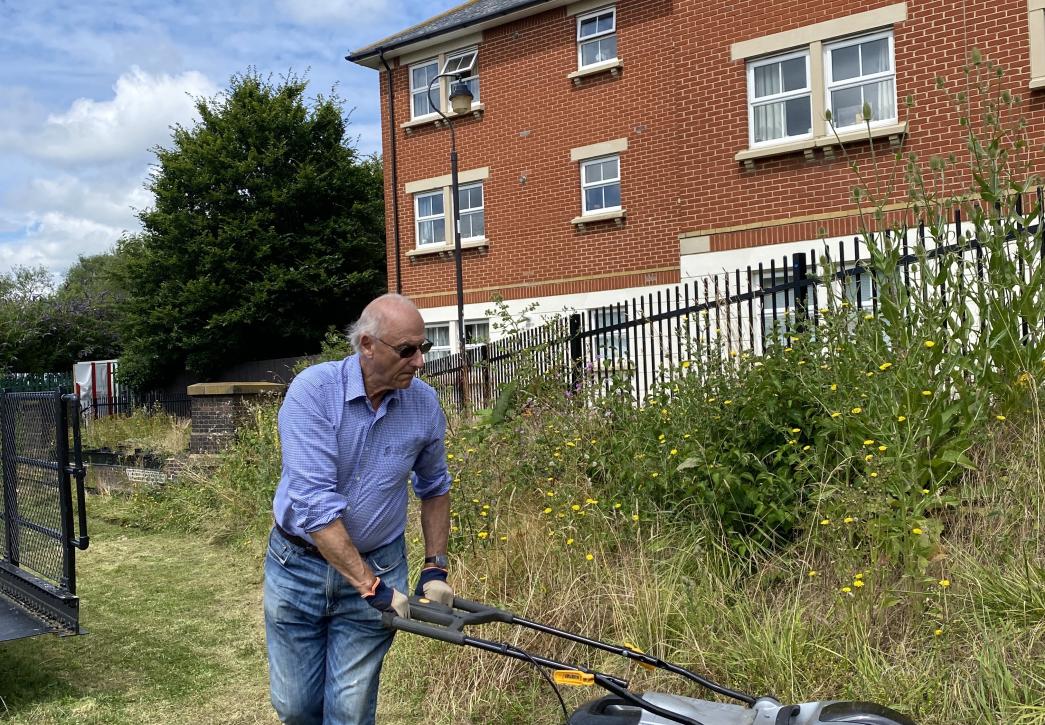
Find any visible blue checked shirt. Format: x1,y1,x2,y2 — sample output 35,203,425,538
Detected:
272,354,451,553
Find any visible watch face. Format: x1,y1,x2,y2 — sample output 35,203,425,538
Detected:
426,554,449,568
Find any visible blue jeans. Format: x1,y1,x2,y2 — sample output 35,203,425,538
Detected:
264,526,407,725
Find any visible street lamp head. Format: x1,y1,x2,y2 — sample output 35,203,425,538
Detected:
449,79,473,114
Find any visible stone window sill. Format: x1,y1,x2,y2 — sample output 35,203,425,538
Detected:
406,238,489,258
571,209,626,230
735,121,908,168
568,58,623,85
401,104,486,133
1030,76,1045,90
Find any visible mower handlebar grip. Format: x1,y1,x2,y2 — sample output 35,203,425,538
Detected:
450,596,516,623
383,612,466,645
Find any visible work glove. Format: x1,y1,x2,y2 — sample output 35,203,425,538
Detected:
414,566,454,606
362,577,410,618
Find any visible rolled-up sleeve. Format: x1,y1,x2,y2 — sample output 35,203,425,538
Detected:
278,377,350,532
411,403,451,500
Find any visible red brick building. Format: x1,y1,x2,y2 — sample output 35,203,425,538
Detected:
348,0,1045,355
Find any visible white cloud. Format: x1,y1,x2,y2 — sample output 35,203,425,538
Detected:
6,67,217,165
277,0,406,26
0,211,127,274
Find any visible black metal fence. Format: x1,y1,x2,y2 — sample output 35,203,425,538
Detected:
82,389,192,420
0,372,73,393
424,202,1044,412
0,390,88,638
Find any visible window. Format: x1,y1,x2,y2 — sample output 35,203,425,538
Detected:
444,48,480,103
590,306,629,358
824,32,896,130
748,51,811,145
410,60,439,118
409,48,480,120
414,190,445,246
577,7,617,68
458,182,485,241
425,324,451,360
581,155,621,215
464,320,489,349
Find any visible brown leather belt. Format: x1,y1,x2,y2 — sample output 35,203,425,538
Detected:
274,523,323,557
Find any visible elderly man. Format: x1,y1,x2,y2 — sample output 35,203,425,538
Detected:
264,293,454,725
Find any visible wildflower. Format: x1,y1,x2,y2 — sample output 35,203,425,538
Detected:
924,340,936,348
650,472,660,478
869,472,878,478
447,454,455,460
500,535,508,541
851,407,863,414
863,439,875,446
853,579,865,588
800,360,808,366
898,415,907,422
830,384,838,391
546,491,555,496
791,428,801,433
585,553,595,561
658,433,666,441
934,628,943,637
844,517,854,524
803,445,811,451
613,502,622,509
482,504,490,510
864,454,874,462
878,445,887,452
670,449,678,456
566,441,576,448
590,439,598,444
730,350,738,357
921,489,930,495
938,579,951,588
683,433,691,439
632,514,640,522
820,519,831,526
784,347,793,353
808,570,818,577
864,313,874,320
477,532,489,540
921,390,933,397
472,498,480,504
451,526,459,533
571,504,581,512
543,507,552,514
682,360,691,369
912,527,923,535
841,586,852,593
831,411,842,418
866,371,874,377
996,415,1006,421
879,362,893,371
788,439,797,445
566,538,574,545
480,511,488,517
723,399,733,405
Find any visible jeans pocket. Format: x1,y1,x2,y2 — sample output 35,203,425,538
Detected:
366,539,404,576
267,535,294,568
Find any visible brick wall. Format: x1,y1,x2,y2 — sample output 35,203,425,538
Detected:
187,383,286,454
377,0,1044,308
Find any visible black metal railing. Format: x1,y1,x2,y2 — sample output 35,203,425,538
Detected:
425,199,1044,412
82,389,192,420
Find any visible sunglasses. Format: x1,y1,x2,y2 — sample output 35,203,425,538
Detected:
376,337,434,359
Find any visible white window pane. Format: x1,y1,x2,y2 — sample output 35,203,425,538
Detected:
585,187,606,211
461,210,484,239
754,63,779,98
581,36,616,65
602,182,621,208
596,12,613,33
753,101,784,142
781,57,806,92
862,38,889,74
579,15,599,37
584,161,604,184
785,96,811,136
865,78,895,121
832,44,860,82
412,92,433,117
426,324,451,346
831,86,863,126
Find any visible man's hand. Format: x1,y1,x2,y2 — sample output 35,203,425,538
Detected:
414,566,454,606
362,577,410,617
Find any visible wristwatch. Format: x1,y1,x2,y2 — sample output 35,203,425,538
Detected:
424,553,449,569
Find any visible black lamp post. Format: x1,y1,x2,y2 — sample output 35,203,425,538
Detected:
427,72,474,407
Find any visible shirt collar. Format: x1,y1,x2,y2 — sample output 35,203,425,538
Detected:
344,354,403,407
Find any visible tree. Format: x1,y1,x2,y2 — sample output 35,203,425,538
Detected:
118,71,385,390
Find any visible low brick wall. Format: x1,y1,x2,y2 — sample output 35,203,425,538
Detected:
187,382,286,453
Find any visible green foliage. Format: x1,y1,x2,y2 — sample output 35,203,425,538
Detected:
291,325,354,374
118,71,386,390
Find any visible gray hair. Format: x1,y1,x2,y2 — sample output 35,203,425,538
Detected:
347,293,418,350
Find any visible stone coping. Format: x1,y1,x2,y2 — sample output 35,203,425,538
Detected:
186,382,288,396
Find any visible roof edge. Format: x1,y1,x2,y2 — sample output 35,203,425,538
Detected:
346,0,562,69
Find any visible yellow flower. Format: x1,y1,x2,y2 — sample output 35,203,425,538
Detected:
477,531,488,539
869,472,878,478
803,445,811,451
851,407,863,414
863,439,875,446
921,390,933,397
543,507,552,514
723,399,733,405
571,504,581,512
912,527,923,535
864,454,874,462
841,586,852,593
866,371,874,377
566,538,574,545
924,340,936,348
853,579,865,588
864,313,874,320
788,439,797,445
784,347,793,352
878,445,887,452
843,517,854,524
585,553,594,561
650,472,660,478
670,449,678,456
791,428,801,433
820,519,831,526
879,362,893,371
632,514,640,522
586,498,599,505
831,411,842,418
479,511,488,517
808,569,818,577
830,383,838,391
682,360,691,369
921,488,930,494
934,628,943,636
500,535,508,541
472,498,480,504
938,579,951,588
854,572,864,579
613,502,622,509
566,441,576,447
482,504,490,510
546,490,555,496
898,415,907,422
447,454,455,460
996,415,1006,421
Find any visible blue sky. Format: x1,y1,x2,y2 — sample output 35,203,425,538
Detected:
0,0,460,276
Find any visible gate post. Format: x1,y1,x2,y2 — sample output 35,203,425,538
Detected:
792,253,809,333
0,390,19,566
568,313,583,393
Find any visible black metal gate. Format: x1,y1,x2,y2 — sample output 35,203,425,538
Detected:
0,390,89,642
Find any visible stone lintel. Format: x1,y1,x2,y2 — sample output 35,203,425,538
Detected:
186,382,287,396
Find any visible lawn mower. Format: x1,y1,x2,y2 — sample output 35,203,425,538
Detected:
383,596,917,725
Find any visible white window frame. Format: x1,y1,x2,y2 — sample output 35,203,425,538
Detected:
464,319,489,350
409,58,440,120
424,323,452,360
576,6,617,69
414,190,446,247
747,50,812,147
580,155,621,216
409,48,481,120
823,30,897,131
458,181,485,242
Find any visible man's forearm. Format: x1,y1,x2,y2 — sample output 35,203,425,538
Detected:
310,520,375,594
419,493,450,558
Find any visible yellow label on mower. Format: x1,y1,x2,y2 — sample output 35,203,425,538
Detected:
553,670,595,686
